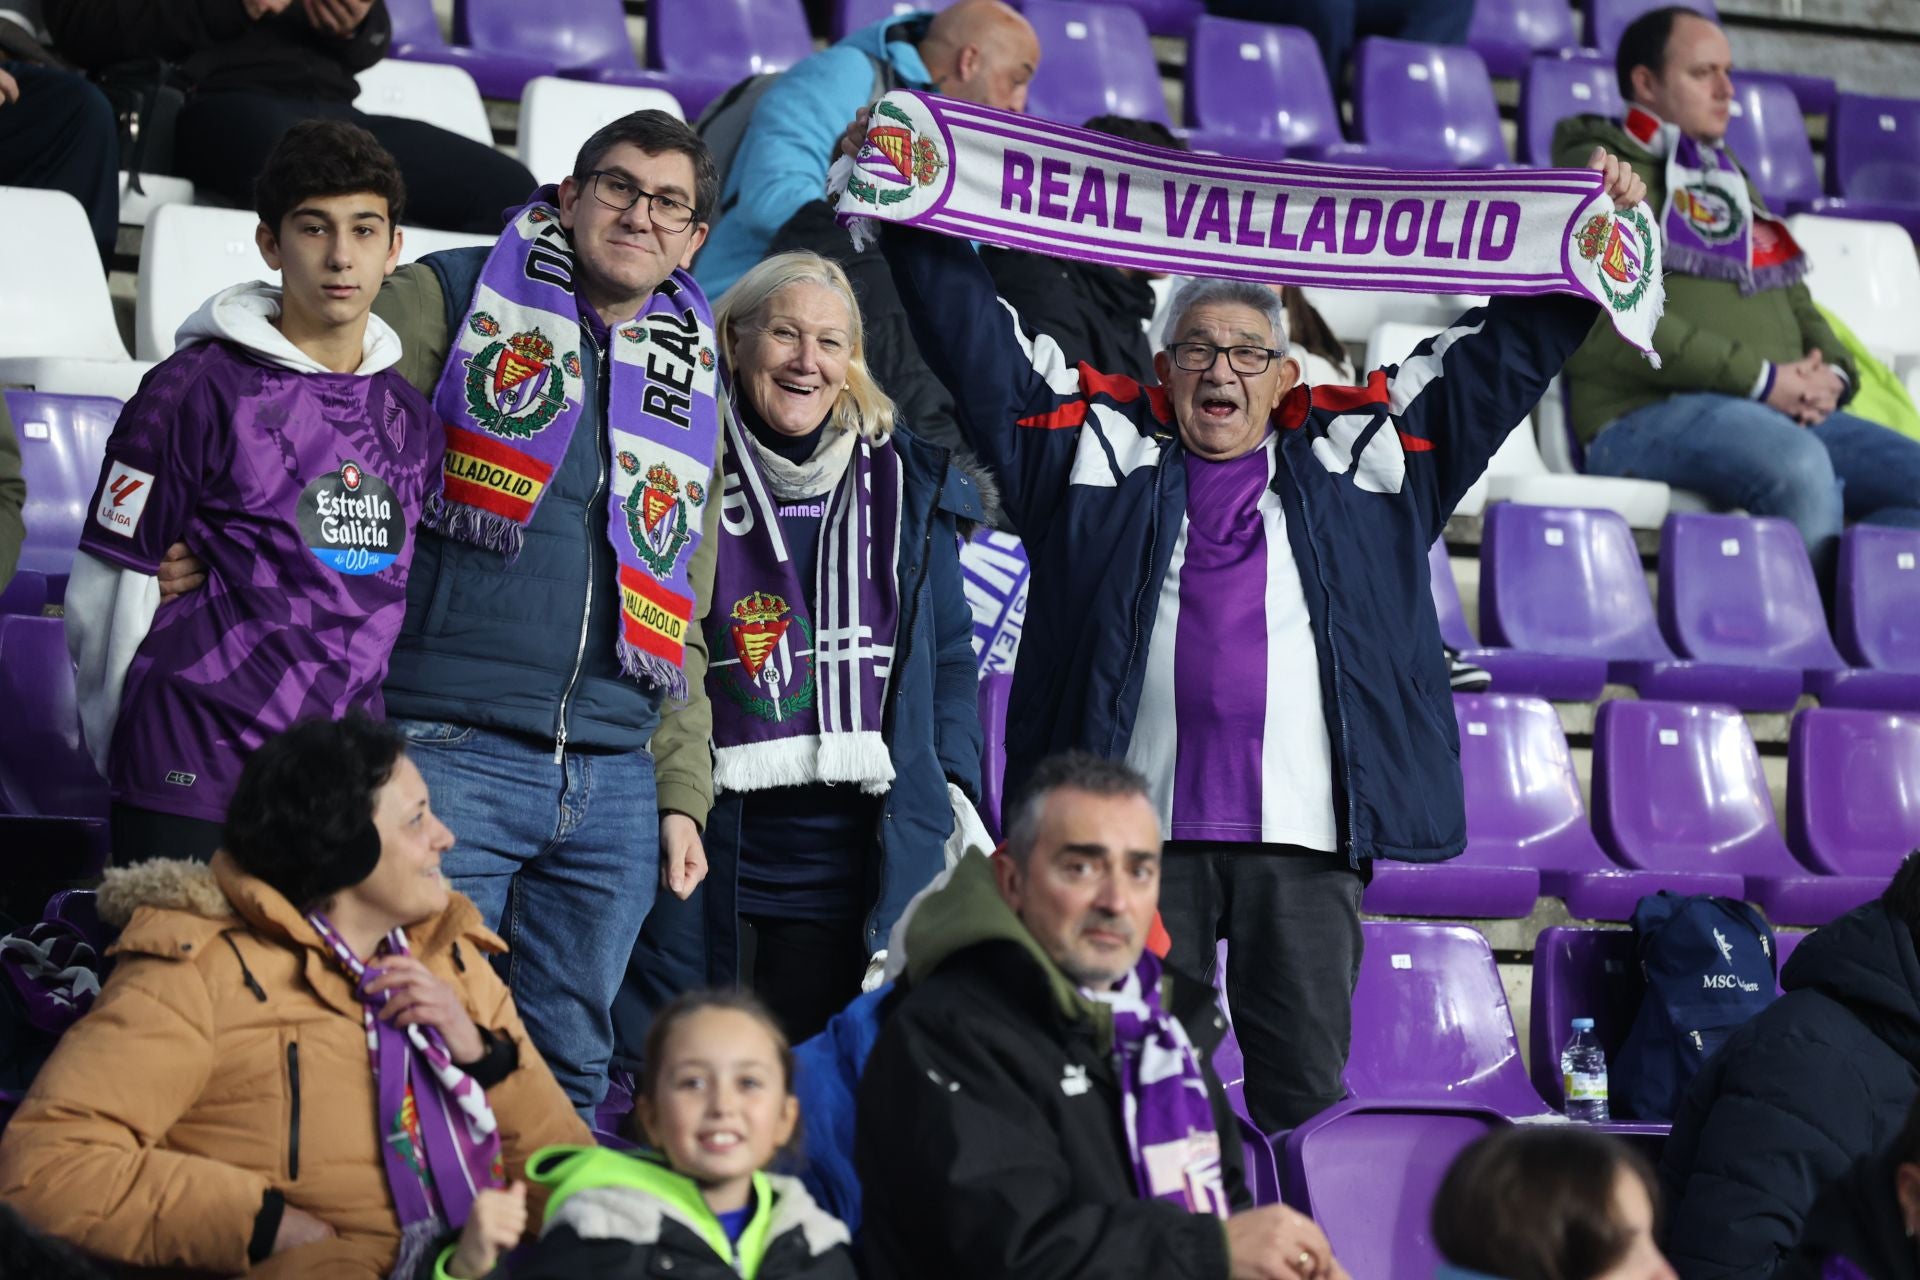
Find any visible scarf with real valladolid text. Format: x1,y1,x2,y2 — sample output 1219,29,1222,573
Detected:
832,91,1666,362
705,406,903,795
1624,106,1808,294
305,913,504,1280
429,192,720,698
1083,950,1231,1218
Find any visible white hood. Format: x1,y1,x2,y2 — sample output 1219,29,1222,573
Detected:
174,281,403,376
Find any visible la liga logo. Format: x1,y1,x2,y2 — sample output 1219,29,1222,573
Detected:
297,460,405,575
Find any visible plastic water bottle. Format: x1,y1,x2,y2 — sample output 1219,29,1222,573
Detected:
1561,1018,1611,1122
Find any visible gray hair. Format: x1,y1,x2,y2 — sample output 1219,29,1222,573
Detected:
1161,277,1289,352
1002,751,1152,867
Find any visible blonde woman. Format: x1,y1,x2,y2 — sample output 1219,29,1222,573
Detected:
633,250,992,1042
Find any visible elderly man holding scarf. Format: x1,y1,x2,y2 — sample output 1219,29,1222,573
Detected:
1556,5,1920,582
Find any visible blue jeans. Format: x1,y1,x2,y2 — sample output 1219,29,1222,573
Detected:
1588,395,1920,576
395,720,658,1116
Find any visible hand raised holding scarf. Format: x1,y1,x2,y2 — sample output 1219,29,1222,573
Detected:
364,954,485,1065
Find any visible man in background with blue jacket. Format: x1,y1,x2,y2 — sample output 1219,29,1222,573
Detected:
875,141,1647,1133
695,0,1039,298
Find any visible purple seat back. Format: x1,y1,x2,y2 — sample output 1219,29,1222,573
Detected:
1184,17,1343,152
1587,0,1719,54
43,888,108,952
646,0,815,80
1346,922,1548,1115
1724,77,1819,211
459,0,634,70
1480,503,1675,661
1519,53,1621,165
1528,926,1643,1107
1788,707,1920,878
977,672,1012,838
1829,93,1920,204
1454,693,1616,875
1427,539,1476,650
7,391,119,586
0,615,107,821
1593,699,1806,879
1022,0,1169,126
1467,0,1576,79
0,570,48,617
1353,38,1508,168
1836,525,1920,673
1107,0,1204,38
1288,1107,1506,1277
385,0,449,50
1659,513,1847,671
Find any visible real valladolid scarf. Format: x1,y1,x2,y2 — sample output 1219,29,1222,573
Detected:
1623,105,1808,294
1084,951,1231,1218
706,408,903,795
306,913,504,1280
833,91,1666,363
429,190,721,698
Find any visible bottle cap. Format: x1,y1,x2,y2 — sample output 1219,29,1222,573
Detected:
1571,1017,1595,1030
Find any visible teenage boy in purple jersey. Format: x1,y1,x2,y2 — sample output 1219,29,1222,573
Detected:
65,121,443,863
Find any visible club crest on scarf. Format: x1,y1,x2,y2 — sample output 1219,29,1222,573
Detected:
1674,184,1742,244
619,453,705,579
718,590,817,722
462,321,573,439
1574,206,1653,312
846,98,948,209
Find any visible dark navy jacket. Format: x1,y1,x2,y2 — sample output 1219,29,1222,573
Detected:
883,227,1598,864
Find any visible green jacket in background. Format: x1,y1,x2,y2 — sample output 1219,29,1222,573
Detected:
1815,303,1920,442
1552,114,1855,443
0,394,24,592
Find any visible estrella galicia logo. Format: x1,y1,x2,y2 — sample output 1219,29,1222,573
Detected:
297,461,406,575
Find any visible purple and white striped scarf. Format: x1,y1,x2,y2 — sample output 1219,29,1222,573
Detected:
706,408,903,793
0,922,101,1034
833,91,1665,362
306,913,503,1275
1624,107,1807,295
1083,951,1230,1218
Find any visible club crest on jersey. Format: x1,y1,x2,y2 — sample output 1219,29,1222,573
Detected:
621,456,704,578
1575,207,1652,312
846,99,946,208
463,328,569,438
720,590,816,722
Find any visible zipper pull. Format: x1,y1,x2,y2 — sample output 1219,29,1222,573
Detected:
553,723,567,765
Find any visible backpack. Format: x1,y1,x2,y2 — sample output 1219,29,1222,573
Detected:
695,54,897,222
1614,891,1778,1120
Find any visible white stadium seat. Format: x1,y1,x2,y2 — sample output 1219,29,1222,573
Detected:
117,171,198,228
354,59,493,147
518,76,686,186
0,186,156,399
1787,213,1920,374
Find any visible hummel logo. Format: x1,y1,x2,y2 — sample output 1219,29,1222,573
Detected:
1060,1064,1090,1097
1713,927,1734,965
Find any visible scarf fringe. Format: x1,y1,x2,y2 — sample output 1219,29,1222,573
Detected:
388,1216,448,1280
1752,255,1810,294
619,641,689,701
426,495,527,561
713,733,894,795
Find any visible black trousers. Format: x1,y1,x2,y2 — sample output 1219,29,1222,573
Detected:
1158,841,1366,1134
173,90,536,234
0,62,119,260
739,913,868,1046
110,803,224,865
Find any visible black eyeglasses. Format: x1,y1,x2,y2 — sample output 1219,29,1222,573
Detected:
586,170,699,232
1168,342,1285,375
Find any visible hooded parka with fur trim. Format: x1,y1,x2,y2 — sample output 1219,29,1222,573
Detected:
0,854,590,1277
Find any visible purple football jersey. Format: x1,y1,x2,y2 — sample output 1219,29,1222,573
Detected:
78,340,444,822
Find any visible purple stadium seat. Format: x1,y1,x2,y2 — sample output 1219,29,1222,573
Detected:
1106,0,1204,38
1284,1105,1507,1278
1352,38,1509,169
1345,922,1552,1115
1527,927,1683,1136
1788,708,1920,879
43,888,108,951
0,570,47,617
1587,0,1718,55
7,391,120,601
1518,52,1621,165
1745,70,1836,119
1022,0,1169,126
382,0,559,99
1428,538,1608,701
977,672,1011,839
1836,525,1920,675
0,616,107,824
1823,93,1920,240
1723,76,1820,214
1467,0,1577,79
1593,699,1885,925
635,0,816,116
458,0,632,73
1480,504,1805,710
1660,513,1920,711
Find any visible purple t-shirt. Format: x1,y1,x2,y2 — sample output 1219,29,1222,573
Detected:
79,340,443,821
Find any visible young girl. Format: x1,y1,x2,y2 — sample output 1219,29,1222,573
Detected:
446,991,855,1279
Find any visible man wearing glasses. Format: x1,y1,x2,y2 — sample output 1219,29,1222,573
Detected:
365,112,726,1120
875,149,1645,1134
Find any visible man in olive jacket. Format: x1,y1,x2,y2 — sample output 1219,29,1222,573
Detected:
1554,5,1920,578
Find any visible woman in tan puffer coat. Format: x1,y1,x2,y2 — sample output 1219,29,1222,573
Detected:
0,717,591,1277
